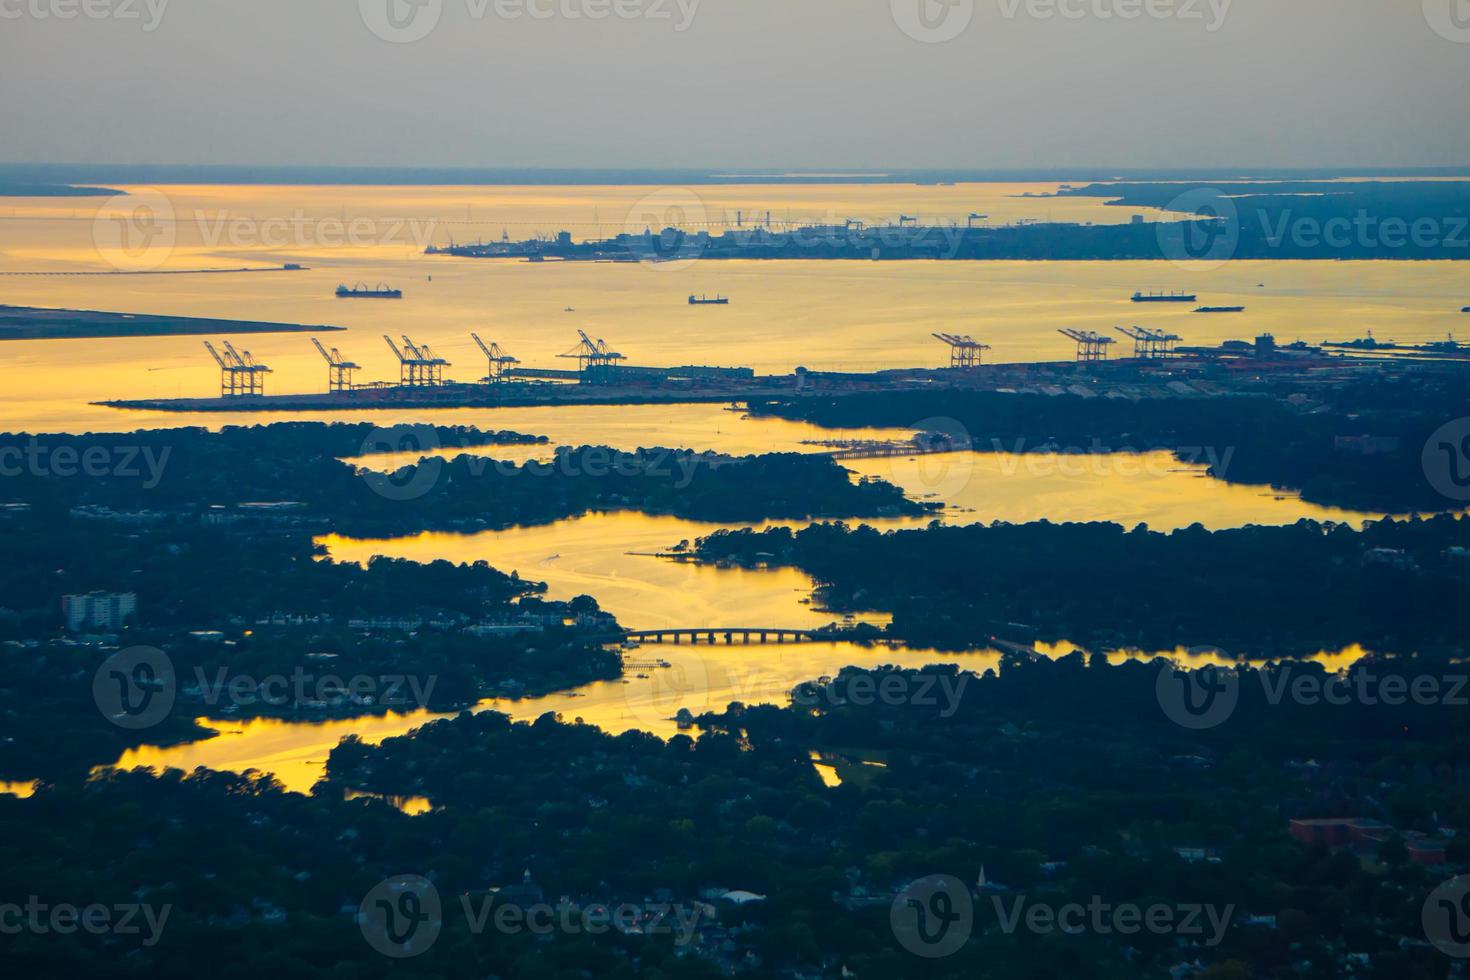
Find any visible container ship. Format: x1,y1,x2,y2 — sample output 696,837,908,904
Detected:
1132,291,1197,303
689,294,729,305
336,283,403,299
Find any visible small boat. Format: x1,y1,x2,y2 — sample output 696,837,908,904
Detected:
688,294,729,305
336,282,402,299
563,307,575,312
1462,306,1470,313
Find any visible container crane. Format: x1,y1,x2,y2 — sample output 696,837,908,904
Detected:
312,337,360,392
471,333,519,384
401,335,450,385
216,340,271,396
932,332,991,369
1059,329,1115,363
558,329,625,384
384,335,424,387
1117,325,1182,360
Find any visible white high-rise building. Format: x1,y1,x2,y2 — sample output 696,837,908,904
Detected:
62,592,137,632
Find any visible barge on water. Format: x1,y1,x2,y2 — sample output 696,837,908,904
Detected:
336,283,403,299
689,294,729,305
1195,306,1245,313
1132,291,1197,303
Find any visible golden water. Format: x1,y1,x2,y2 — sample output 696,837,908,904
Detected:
1,184,1466,433
109,637,1376,795
5,183,1422,794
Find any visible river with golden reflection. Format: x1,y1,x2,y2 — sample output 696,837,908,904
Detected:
3,182,1436,797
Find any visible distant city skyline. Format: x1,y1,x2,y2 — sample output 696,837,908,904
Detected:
2,0,1468,169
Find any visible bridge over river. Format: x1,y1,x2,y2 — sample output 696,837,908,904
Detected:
623,627,823,645
617,628,1042,655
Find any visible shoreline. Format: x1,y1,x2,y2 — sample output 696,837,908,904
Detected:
0,303,342,342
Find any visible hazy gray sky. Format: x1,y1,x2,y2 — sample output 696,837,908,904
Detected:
2,0,1467,168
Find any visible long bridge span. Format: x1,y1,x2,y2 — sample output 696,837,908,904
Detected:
623,627,822,645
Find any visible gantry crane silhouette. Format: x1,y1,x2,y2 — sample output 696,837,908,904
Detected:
932,333,991,369
1058,329,1116,363
1117,325,1182,360
384,335,450,386
471,333,519,384
558,329,625,384
311,338,360,392
203,340,271,397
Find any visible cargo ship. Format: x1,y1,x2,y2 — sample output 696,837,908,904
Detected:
1132,291,1197,303
1195,306,1245,313
689,294,729,305
336,283,402,299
